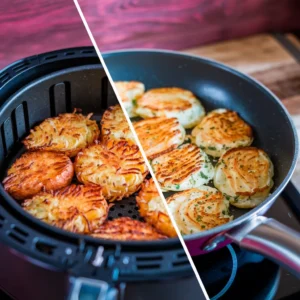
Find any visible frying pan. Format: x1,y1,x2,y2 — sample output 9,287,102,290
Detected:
102,49,300,277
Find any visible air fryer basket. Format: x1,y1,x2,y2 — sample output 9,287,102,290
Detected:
0,48,194,300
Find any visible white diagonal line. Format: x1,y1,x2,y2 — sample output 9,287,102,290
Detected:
73,1,210,299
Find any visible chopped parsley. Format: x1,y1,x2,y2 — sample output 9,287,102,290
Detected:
234,195,240,202
200,172,208,179
175,184,180,190
132,99,137,106
208,146,217,151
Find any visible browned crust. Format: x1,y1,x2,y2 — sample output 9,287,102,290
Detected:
74,140,148,201
23,110,100,157
134,117,184,160
195,110,252,143
91,217,167,240
137,87,194,111
221,147,272,196
167,188,232,231
22,184,108,234
101,105,134,144
136,178,177,237
153,144,203,185
3,151,74,200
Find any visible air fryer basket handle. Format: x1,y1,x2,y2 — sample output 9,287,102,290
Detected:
68,277,119,300
225,216,300,278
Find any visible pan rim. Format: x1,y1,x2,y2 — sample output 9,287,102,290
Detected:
102,48,300,241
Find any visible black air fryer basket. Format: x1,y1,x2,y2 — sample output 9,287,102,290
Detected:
0,47,197,300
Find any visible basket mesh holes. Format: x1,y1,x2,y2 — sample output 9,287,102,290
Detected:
65,52,75,56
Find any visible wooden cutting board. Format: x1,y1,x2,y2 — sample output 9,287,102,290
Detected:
184,33,300,187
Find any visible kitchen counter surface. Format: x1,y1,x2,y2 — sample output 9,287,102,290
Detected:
184,33,300,188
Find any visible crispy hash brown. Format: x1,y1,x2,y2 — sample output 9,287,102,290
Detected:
91,217,167,240
151,143,214,191
22,185,108,233
135,87,205,128
167,186,232,234
3,151,73,200
192,109,253,157
23,110,100,157
214,147,274,208
75,140,148,201
136,178,177,237
134,117,185,160
101,105,135,144
114,81,145,117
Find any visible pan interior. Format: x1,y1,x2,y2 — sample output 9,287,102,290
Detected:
103,50,298,236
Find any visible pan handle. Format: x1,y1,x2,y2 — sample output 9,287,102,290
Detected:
225,216,300,278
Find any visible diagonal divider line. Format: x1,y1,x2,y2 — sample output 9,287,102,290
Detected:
73,1,210,298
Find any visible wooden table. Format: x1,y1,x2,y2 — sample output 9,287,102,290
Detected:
184,33,300,188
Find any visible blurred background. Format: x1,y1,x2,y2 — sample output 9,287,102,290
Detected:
0,0,92,69
78,0,300,50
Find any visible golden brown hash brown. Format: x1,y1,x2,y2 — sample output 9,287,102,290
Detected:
3,151,74,200
101,105,135,144
136,178,177,237
91,217,167,240
75,140,148,201
214,147,274,208
22,185,108,234
167,187,232,234
151,143,214,191
23,110,100,157
133,117,185,160
192,109,253,157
